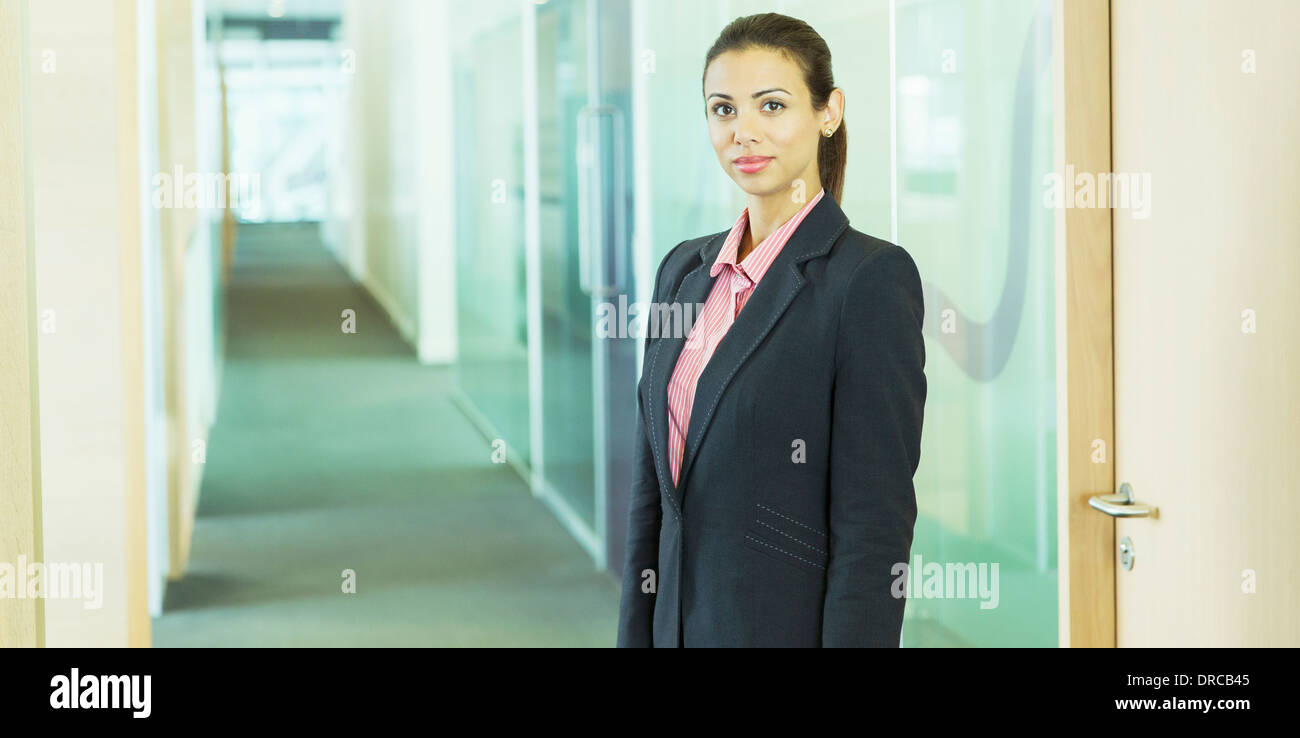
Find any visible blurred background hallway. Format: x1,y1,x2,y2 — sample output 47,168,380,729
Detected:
153,223,615,646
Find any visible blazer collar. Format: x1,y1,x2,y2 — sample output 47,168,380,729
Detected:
710,187,826,284
643,191,851,516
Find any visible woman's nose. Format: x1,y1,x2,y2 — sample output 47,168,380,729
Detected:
733,121,759,144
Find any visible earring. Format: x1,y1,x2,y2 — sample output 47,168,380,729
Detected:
823,127,834,137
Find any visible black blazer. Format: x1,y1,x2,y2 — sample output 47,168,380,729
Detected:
616,192,926,647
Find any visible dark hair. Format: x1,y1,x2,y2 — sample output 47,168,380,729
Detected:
702,13,846,203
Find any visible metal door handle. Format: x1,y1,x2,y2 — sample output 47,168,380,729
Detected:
1089,482,1157,517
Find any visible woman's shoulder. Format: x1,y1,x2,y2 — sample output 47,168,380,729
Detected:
827,226,923,298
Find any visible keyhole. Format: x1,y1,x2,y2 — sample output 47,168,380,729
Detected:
1119,535,1135,571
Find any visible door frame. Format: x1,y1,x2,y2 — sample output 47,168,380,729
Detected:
1054,0,1115,648
0,0,44,649
524,0,637,573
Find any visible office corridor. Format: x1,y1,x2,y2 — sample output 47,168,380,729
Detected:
151,225,618,646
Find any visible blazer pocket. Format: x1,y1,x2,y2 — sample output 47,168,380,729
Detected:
742,503,828,576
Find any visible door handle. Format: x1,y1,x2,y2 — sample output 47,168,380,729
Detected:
1089,482,1157,518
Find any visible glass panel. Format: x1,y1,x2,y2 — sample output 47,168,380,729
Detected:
894,0,1057,646
451,3,531,464
537,0,596,529
636,0,1057,645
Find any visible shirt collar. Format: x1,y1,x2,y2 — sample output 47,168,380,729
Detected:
710,187,826,284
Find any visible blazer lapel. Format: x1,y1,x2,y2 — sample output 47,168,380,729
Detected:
673,193,850,503
644,234,723,517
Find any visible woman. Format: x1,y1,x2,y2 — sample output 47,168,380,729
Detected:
617,12,926,647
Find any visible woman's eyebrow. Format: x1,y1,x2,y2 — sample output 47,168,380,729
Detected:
706,87,792,101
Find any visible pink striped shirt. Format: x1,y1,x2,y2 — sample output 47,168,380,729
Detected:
667,187,825,487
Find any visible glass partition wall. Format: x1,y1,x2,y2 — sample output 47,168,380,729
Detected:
450,3,532,471
451,0,1058,646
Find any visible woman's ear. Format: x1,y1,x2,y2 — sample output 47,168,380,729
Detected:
825,88,845,130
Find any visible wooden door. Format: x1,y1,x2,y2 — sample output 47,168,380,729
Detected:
1109,0,1300,646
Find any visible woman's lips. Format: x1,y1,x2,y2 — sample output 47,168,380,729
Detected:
733,156,773,174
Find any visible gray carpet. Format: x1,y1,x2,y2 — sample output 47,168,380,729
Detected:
151,223,619,647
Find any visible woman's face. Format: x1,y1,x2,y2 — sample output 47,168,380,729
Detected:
703,47,840,200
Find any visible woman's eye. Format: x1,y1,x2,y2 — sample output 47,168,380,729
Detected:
712,101,783,117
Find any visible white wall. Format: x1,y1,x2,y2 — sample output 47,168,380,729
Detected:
336,0,458,363
29,0,152,646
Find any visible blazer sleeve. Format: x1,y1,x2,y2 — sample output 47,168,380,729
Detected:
822,244,927,647
616,242,679,647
